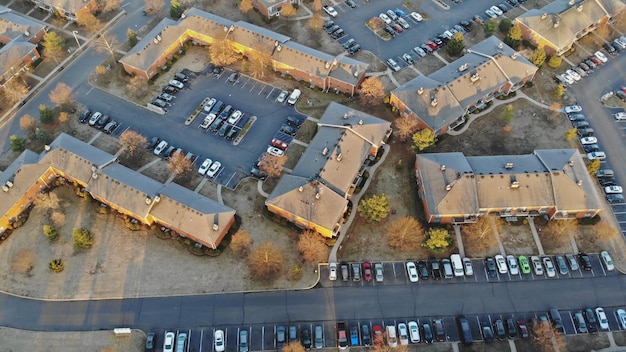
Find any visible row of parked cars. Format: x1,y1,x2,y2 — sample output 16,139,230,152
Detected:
200,97,244,140
486,251,613,277
250,115,302,180
555,50,612,87
78,109,118,134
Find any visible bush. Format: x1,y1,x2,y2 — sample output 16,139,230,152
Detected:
49,259,64,273
72,228,94,249
579,215,601,225
43,224,59,241
124,217,142,231
548,55,562,68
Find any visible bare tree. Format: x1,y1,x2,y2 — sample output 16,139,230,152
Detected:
2,78,29,105
41,31,65,64
95,34,119,58
76,8,102,33
49,82,75,108
230,229,253,257
282,342,305,352
297,229,328,263
248,242,284,279
126,75,150,99
308,12,324,30
359,77,385,107
385,216,425,251
394,116,419,142
210,40,240,67
19,114,37,136
119,130,147,158
239,0,253,13
259,153,287,178
246,51,272,79
461,217,498,255
542,220,576,247
144,0,165,14
98,0,122,12
167,151,193,175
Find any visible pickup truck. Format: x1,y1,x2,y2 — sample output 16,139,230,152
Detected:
337,322,348,350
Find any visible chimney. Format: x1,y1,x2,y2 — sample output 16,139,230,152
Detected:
458,63,469,72
322,147,328,156
440,165,446,171
417,87,424,95
470,72,480,83
541,13,547,19
445,184,452,191
505,162,514,169
315,192,320,199
298,186,303,192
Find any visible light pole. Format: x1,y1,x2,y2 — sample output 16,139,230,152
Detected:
72,30,81,51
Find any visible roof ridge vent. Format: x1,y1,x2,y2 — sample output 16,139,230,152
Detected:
505,162,514,169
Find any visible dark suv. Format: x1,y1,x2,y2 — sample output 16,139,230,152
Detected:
430,258,441,280
78,109,91,123
300,327,311,349
578,252,592,271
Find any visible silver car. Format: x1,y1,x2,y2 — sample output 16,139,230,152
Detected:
374,263,384,282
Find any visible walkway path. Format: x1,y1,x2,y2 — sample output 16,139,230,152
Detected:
257,179,269,198
527,216,545,256
453,224,465,257
489,216,507,256
136,158,160,172
329,144,390,263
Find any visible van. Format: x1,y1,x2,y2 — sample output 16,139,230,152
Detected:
549,308,563,331
386,325,397,348
450,254,464,277
287,89,301,105
442,258,453,279
457,316,473,346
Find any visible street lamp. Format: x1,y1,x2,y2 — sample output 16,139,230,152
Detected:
72,30,81,51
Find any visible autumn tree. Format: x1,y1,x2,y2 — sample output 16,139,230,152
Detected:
445,32,464,57
281,3,297,17
247,51,272,79
19,114,37,136
504,25,522,49
308,12,324,30
258,153,287,178
167,151,193,175
282,342,305,352
10,135,26,152
144,0,164,14
394,116,419,142
297,230,328,263
58,111,69,123
483,18,498,36
98,0,122,12
210,40,239,67
170,0,183,19
119,130,147,158
411,129,437,152
357,194,390,222
385,216,425,251
461,217,499,254
96,34,118,58
531,320,565,352
565,127,577,141
553,83,566,97
76,8,101,33
248,242,284,279
530,48,547,67
586,158,601,175
126,75,150,99
312,0,322,11
230,229,253,257
239,0,253,13
41,31,65,64
49,82,74,108
548,55,562,68
423,228,453,252
1,79,29,105
359,77,385,107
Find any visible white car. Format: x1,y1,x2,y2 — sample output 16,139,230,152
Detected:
490,5,503,15
587,151,606,160
386,58,401,72
485,9,498,18
397,17,410,29
276,90,288,103
329,262,337,281
495,255,508,274
614,112,626,120
579,137,597,145
410,12,423,21
531,256,544,275
617,309,626,329
397,323,409,345
374,263,384,282
169,79,184,89
164,331,175,352
153,140,169,156
564,105,583,114
214,330,225,352
463,257,474,276
89,111,102,126
408,321,420,343
207,161,221,178
379,13,392,24
594,51,608,63
267,146,284,157
605,186,623,194
198,158,212,175
565,69,581,81
203,98,217,112
596,307,609,330
601,251,615,271
542,257,556,277
228,110,243,124
559,74,574,85
506,255,519,275
406,262,419,282
323,5,338,17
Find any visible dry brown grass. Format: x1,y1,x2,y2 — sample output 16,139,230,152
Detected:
11,248,35,277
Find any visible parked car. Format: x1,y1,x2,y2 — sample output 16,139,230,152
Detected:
495,255,508,274
618,309,626,329
276,326,286,350
614,112,626,120
386,58,401,72
276,90,289,103
579,136,597,144
555,255,568,275
328,262,337,281
323,5,338,17
103,120,118,134
227,72,240,83
88,111,102,126
596,307,609,330
481,321,494,343
606,194,625,203
239,330,248,352
342,38,356,49
594,50,608,63
397,323,409,345
417,260,429,280
422,323,433,344
374,263,384,282
410,12,423,21
506,255,519,275
485,257,497,276
228,110,243,125
430,258,442,280
314,325,324,349
379,13,392,24
174,72,188,82
340,262,349,281
577,128,595,137
578,252,592,271
362,261,373,282
572,120,590,129
168,79,184,89
586,151,606,160
463,257,473,275
348,44,361,55
406,261,419,282
206,161,221,178
433,319,445,342
397,17,410,29
267,146,284,157
78,109,91,123
574,312,588,333
408,321,420,343
146,332,156,351
301,327,312,348
345,0,357,8
493,319,506,340
517,321,529,338
351,262,361,281
413,46,427,57
518,255,531,274
163,331,175,352
323,20,335,29
402,53,414,64
360,324,370,346
531,256,544,275
564,105,583,114
542,257,556,277
605,186,623,194
601,251,614,271
584,308,599,333
565,253,579,271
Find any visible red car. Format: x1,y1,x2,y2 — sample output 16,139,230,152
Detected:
271,138,288,150
362,261,373,282
588,55,602,66
426,40,438,50
390,22,403,33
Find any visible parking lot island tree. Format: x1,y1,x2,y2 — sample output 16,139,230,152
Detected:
385,216,425,251
359,77,385,107
548,55,562,68
499,18,513,33
357,194,391,223
423,228,453,253
167,151,193,176
586,158,601,175
483,18,498,36
127,29,138,48
502,104,514,123
230,229,253,258
248,242,284,280
118,130,148,160
95,34,119,60
553,83,566,97
460,217,499,255
282,341,305,352
246,51,272,79
259,153,287,178
394,116,419,142
530,48,547,67
542,219,576,247
41,31,65,65
49,82,75,109
39,104,55,124
411,129,437,152
297,229,328,263
445,32,465,57
2,79,29,105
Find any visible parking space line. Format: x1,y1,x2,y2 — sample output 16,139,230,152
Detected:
266,87,276,99
249,81,259,92
258,84,269,96
566,311,575,335
199,329,203,352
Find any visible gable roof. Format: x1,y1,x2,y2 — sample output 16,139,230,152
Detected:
392,36,537,131
34,0,89,14
0,41,36,75
0,6,46,43
516,0,625,49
